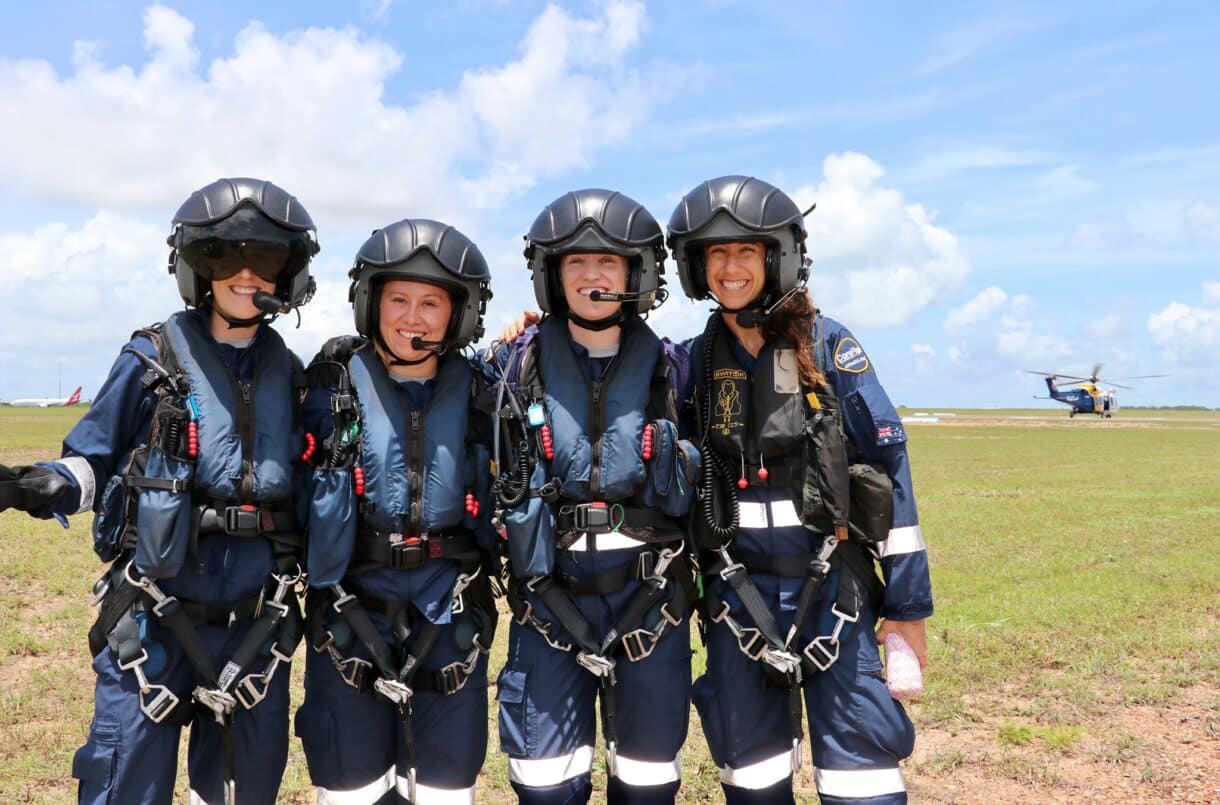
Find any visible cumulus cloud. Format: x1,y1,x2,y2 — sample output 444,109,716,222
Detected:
945,286,1007,331
1147,285,1220,371
0,2,673,227
791,152,971,328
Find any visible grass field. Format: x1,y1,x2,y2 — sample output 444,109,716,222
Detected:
1,406,1217,803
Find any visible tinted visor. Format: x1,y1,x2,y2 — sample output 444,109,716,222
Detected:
179,205,312,284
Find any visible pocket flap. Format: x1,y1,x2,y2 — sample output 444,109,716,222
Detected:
294,706,334,748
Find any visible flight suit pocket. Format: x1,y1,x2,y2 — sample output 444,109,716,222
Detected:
307,467,357,587
505,463,556,578
496,669,532,757
72,716,120,797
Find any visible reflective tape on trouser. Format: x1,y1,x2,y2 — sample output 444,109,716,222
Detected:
316,769,396,803
815,766,906,798
508,746,595,787
612,753,682,786
719,749,793,790
405,777,477,804
876,525,925,557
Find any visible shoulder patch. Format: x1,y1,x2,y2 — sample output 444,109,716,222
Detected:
834,336,870,374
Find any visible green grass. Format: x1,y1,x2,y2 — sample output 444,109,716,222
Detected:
2,407,1218,801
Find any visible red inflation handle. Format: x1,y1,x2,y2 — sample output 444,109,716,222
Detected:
540,425,555,460
300,432,317,462
641,423,655,461
464,491,480,517
353,466,366,496
187,421,199,459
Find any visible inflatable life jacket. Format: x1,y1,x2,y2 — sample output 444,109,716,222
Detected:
92,310,302,578
304,340,491,587
495,315,694,578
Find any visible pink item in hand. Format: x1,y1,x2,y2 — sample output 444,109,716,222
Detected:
884,633,923,700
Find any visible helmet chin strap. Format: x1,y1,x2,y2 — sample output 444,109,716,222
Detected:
566,307,625,331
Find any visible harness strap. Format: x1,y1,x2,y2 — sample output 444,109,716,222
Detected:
554,504,682,542
350,528,480,573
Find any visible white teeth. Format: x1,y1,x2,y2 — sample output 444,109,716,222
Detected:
579,287,607,296
720,279,749,290
231,286,259,295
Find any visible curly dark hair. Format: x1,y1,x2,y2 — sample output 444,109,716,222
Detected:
759,288,825,388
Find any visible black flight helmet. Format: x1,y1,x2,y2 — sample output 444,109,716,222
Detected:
168,178,320,322
349,218,492,356
667,175,809,306
524,188,667,326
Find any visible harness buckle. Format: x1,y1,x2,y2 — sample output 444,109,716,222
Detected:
234,672,270,710
373,676,413,705
389,532,427,570
438,659,475,695
620,629,659,663
331,654,372,690
802,636,840,671
576,651,616,679
139,684,181,724
223,505,262,537
566,502,611,534
331,393,354,414
760,646,802,677
194,686,238,719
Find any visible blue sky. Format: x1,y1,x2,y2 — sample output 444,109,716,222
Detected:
0,1,1216,407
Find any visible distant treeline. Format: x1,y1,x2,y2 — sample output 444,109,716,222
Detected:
1123,405,1216,411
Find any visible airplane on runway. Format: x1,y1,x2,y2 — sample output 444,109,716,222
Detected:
5,386,83,408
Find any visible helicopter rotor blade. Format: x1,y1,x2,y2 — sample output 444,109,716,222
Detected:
1091,362,1104,382
1106,374,1170,381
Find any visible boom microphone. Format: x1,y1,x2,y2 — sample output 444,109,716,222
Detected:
252,290,291,315
734,284,804,329
409,337,448,354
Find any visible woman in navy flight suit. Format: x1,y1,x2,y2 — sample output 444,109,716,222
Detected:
0,178,320,805
488,189,701,804
295,218,499,804
669,175,933,805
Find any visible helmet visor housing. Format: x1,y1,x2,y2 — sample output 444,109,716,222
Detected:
176,204,316,298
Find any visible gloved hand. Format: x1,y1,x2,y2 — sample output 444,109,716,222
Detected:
0,463,70,515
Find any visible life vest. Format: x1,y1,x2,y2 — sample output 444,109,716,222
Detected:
498,315,690,577
304,341,488,587
691,315,851,541
97,310,301,578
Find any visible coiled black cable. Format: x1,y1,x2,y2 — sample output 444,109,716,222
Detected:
697,314,740,543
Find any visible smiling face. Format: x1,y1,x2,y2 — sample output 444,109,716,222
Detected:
704,241,767,310
559,252,629,322
377,278,454,363
210,268,277,322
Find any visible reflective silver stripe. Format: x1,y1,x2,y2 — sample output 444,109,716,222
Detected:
566,532,648,551
316,768,396,803
508,745,594,787
876,525,926,558
188,791,213,805
815,766,905,797
719,750,792,789
769,499,801,527
737,501,768,529
58,456,95,514
611,753,681,785
406,778,475,804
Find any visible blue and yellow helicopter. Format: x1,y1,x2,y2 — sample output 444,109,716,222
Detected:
1024,363,1166,418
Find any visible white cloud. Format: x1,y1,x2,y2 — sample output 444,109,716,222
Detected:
919,11,1055,74
906,146,1053,183
1184,202,1220,244
1088,314,1122,340
945,286,1007,331
0,2,673,227
791,152,971,328
1147,290,1220,371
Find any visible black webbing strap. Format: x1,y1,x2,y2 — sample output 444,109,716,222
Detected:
554,505,682,541
552,559,637,596
527,577,603,656
351,528,480,572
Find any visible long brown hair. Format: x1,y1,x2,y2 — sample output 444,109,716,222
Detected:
759,288,825,388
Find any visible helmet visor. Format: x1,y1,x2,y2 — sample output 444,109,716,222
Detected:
181,239,296,283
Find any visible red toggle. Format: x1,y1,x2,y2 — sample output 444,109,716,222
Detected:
540,425,555,460
187,422,199,458
737,477,748,490
642,423,655,461
300,432,317,462
353,466,366,496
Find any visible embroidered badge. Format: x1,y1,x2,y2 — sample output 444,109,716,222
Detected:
834,337,869,374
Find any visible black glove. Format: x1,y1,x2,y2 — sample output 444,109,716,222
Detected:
0,463,70,515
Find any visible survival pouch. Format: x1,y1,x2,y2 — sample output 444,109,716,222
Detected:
505,461,557,578
131,398,196,578
306,466,358,587
847,462,893,544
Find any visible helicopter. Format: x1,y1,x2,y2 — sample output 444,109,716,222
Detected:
1023,363,1167,418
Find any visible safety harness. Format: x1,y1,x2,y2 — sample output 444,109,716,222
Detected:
491,318,696,771
690,313,888,773
303,338,500,803
86,317,307,805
